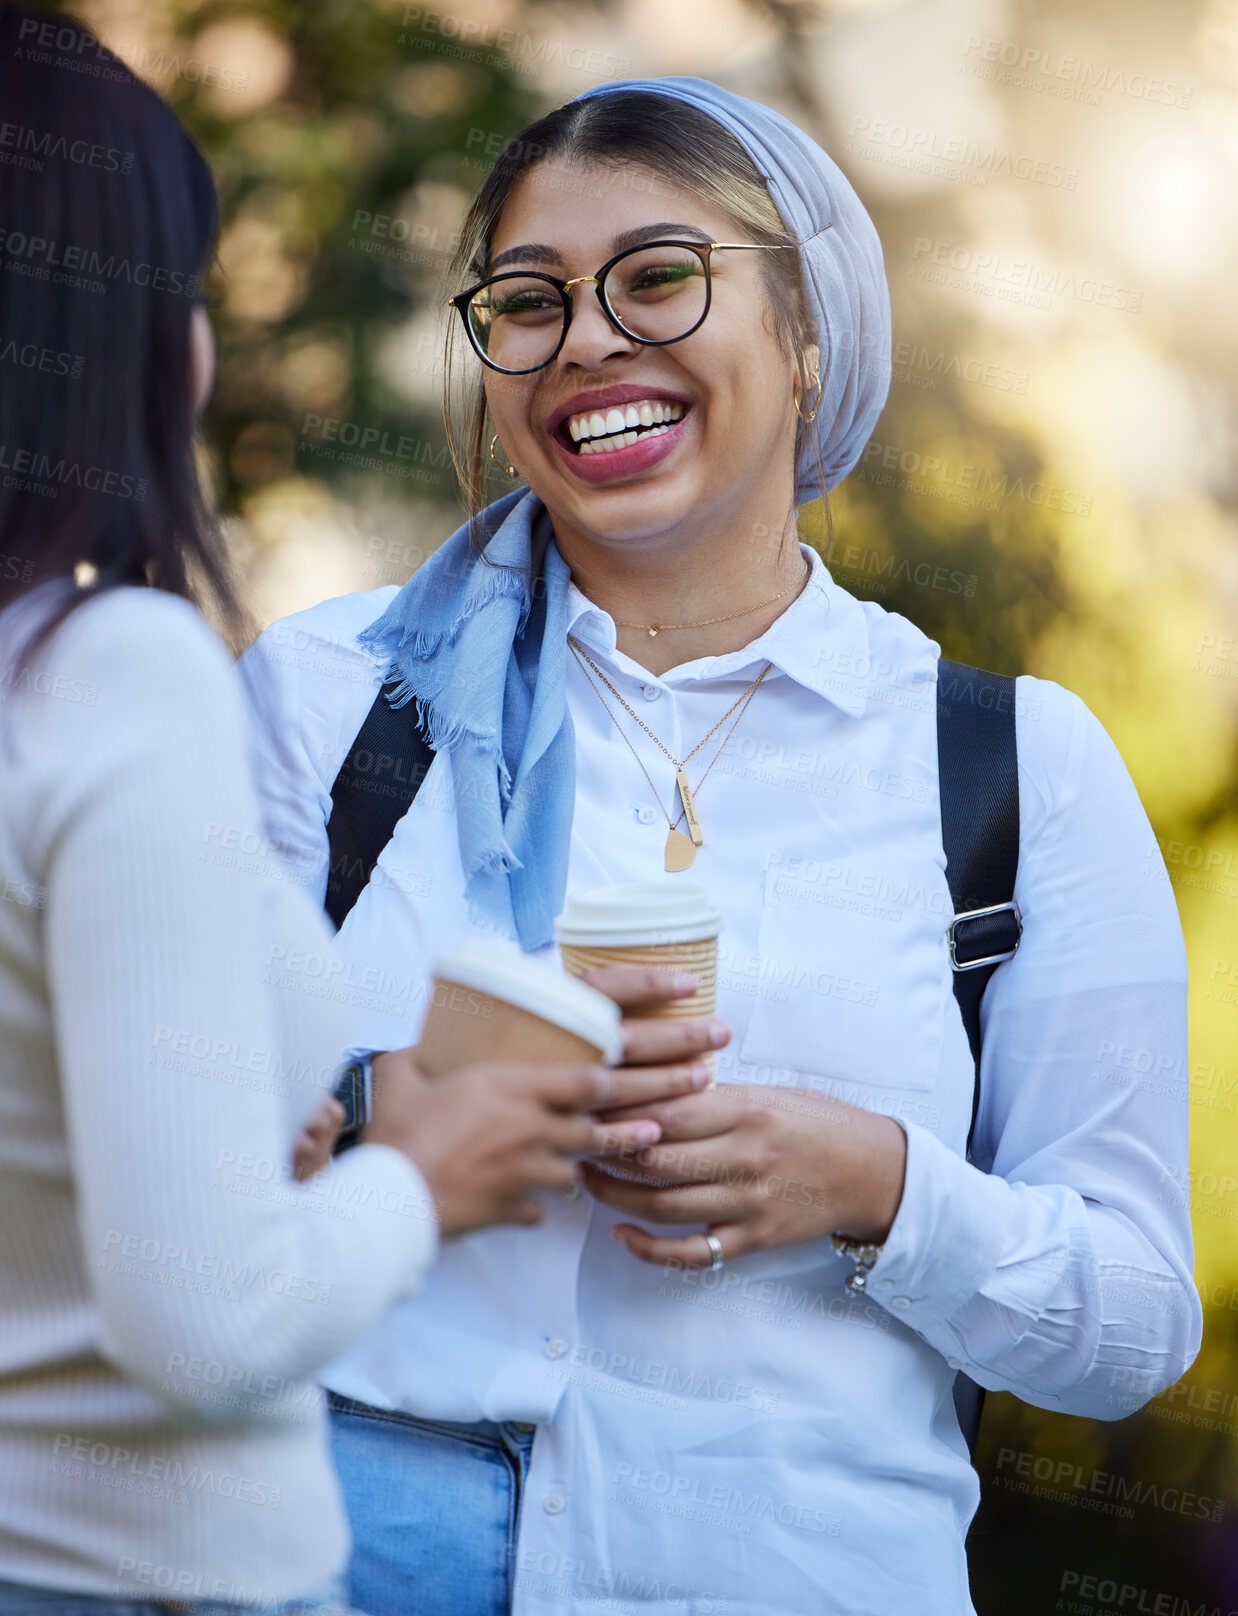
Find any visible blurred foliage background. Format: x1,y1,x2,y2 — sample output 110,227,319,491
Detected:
39,0,1238,1606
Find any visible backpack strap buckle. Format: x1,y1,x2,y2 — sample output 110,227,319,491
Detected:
948,899,1023,971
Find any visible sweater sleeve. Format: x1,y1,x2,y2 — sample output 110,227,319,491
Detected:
22,588,438,1421
864,678,1201,1418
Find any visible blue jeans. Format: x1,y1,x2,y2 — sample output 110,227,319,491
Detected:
326,1392,535,1616
0,1575,356,1615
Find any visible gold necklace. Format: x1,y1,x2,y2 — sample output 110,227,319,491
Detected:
568,635,774,871
612,556,811,637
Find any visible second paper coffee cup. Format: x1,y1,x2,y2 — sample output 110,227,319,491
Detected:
417,938,624,1078
555,883,723,1185
554,883,722,1056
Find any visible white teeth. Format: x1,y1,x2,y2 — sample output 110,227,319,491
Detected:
579,424,671,454
562,398,687,445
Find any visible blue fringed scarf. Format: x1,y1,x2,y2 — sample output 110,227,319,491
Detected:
358,486,575,951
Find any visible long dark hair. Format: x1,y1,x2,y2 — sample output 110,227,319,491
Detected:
0,3,244,657
441,90,831,555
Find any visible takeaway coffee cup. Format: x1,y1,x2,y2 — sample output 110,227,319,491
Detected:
555,884,723,1186
416,937,624,1079
553,883,723,1051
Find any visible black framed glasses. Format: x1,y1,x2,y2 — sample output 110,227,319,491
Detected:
447,227,833,376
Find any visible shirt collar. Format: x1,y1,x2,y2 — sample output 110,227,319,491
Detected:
562,541,871,718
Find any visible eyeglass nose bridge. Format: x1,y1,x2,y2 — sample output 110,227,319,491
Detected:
555,272,642,357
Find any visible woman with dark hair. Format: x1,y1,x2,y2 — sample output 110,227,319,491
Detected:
241,77,1200,1616
0,14,702,1613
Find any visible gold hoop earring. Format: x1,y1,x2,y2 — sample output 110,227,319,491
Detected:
488,434,518,478
792,376,821,425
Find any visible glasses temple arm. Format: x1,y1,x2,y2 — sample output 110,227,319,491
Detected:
710,223,834,251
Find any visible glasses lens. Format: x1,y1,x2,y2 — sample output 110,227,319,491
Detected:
466,275,565,372
603,244,708,343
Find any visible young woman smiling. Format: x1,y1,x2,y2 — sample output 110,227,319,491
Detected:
241,77,1199,1616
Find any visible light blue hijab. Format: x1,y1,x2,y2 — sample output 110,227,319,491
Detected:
359,77,892,949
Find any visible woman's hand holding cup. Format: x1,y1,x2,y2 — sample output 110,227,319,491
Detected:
291,1095,346,1182
576,963,731,1077
363,1045,712,1238
573,964,732,1186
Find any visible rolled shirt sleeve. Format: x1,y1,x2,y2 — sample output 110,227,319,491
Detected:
865,677,1201,1418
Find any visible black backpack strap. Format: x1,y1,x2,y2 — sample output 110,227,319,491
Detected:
323,686,437,1150
323,684,436,932
936,658,1023,1149
936,657,1023,1465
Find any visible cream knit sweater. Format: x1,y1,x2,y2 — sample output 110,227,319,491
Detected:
0,584,437,1605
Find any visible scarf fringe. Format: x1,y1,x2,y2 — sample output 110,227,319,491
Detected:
407,691,487,756
374,682,516,807
466,841,523,881
359,563,528,668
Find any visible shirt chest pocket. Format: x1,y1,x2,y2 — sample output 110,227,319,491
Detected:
737,855,953,1093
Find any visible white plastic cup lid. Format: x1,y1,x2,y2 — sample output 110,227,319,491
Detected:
553,883,722,947
430,938,623,1064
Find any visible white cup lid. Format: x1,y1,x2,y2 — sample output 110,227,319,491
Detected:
431,938,623,1064
553,882,722,947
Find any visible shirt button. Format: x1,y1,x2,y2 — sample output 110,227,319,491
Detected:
544,1493,566,1514
890,1296,912,1311
641,685,662,701
947,1358,964,1371
877,1278,893,1289
562,1183,581,1200
636,806,658,825
544,1338,567,1360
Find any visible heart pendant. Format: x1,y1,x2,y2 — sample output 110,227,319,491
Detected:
664,828,697,871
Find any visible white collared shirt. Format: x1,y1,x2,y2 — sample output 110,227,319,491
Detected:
239,542,1200,1616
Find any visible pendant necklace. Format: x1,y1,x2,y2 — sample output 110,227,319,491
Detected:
567,635,774,872
613,572,805,639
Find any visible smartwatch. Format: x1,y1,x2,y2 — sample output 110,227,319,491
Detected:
331,1054,373,1155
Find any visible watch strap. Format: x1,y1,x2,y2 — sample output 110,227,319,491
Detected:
332,1057,371,1155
